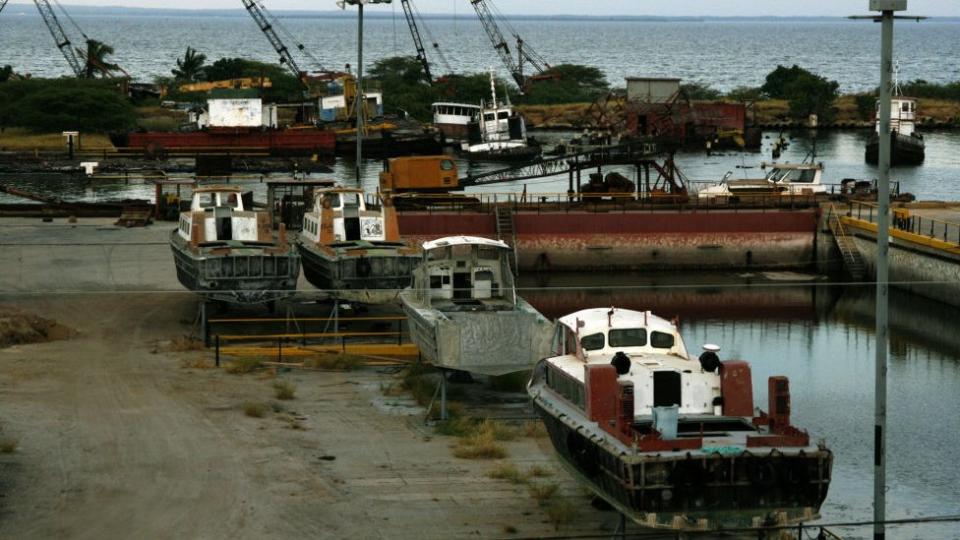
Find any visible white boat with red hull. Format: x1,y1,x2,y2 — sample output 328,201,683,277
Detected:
528,307,832,532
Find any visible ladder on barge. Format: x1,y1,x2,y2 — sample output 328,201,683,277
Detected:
828,207,867,281
494,205,519,275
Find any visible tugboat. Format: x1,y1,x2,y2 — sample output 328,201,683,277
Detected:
171,186,300,304
297,186,419,303
697,161,826,202
865,66,925,166
528,307,832,532
460,72,541,163
400,236,553,376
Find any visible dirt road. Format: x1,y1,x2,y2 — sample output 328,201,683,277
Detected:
0,218,615,539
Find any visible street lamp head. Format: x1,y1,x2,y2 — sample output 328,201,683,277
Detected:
869,0,906,11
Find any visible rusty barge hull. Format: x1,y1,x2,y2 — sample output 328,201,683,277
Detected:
120,129,336,156
397,209,819,271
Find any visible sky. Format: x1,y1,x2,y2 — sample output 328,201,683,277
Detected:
4,0,959,17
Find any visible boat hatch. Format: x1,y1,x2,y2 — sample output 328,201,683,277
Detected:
653,371,682,407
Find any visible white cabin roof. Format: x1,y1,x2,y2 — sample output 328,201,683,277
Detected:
422,236,509,251
432,102,482,110
559,308,676,337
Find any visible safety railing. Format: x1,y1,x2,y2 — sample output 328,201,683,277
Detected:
845,200,960,247
394,190,821,215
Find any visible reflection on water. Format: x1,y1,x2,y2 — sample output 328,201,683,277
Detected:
521,272,960,539
3,130,959,205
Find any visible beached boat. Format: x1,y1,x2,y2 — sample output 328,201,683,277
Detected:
171,186,300,304
297,186,419,303
697,161,826,201
528,307,832,532
400,236,553,376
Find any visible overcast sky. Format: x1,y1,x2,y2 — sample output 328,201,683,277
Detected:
6,0,959,16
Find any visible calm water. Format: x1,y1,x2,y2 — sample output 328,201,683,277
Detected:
1,13,960,91
520,273,960,539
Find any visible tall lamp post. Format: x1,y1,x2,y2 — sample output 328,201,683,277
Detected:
339,0,392,183
849,2,923,539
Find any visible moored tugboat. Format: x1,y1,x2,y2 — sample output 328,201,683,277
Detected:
297,187,420,304
528,307,832,532
171,186,300,305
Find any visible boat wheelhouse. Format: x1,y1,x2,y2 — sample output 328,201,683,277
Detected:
459,73,540,163
400,236,553,376
170,186,300,304
866,95,925,166
431,102,481,139
297,186,419,303
528,307,832,531
697,161,826,201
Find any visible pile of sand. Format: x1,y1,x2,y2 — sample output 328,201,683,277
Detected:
0,310,76,348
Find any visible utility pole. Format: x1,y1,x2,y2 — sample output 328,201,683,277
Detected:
339,0,392,183
850,3,923,539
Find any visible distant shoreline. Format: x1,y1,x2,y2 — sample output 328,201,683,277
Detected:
1,4,955,22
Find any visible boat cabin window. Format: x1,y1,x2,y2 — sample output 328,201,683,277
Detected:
440,159,455,171
342,193,360,209
484,113,495,121
325,194,340,208
609,328,647,347
497,111,509,120
197,193,216,209
477,246,500,260
581,333,605,351
650,331,675,349
795,168,817,183
766,168,788,183
902,102,911,112
224,192,239,208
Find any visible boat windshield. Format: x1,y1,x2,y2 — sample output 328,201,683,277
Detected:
794,169,817,183
650,331,675,349
609,328,647,347
765,168,789,182
581,333,605,351
342,193,360,209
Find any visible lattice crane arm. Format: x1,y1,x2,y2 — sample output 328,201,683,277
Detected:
469,0,523,88
240,0,304,80
33,0,85,77
399,0,433,82
0,0,11,15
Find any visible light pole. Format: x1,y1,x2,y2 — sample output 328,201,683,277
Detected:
849,3,923,539
339,0,392,183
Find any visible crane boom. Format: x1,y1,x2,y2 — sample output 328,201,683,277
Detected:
0,0,11,15
240,0,303,79
399,0,432,82
33,0,85,77
469,0,549,89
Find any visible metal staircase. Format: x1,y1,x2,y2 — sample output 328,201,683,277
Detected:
494,205,519,275
827,208,867,282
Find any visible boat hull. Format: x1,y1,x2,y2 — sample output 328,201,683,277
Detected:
170,231,300,305
530,389,832,531
865,131,925,166
297,242,419,304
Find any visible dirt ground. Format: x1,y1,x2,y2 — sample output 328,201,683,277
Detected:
0,217,620,539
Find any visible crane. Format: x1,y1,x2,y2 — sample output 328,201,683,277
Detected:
0,0,11,15
399,0,432,81
33,0,86,77
469,0,550,90
240,0,331,82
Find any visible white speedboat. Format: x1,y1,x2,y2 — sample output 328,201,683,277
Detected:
697,162,826,201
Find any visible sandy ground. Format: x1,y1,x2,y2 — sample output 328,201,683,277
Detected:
0,217,618,539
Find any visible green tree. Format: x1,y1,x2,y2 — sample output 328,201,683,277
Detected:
521,64,609,105
368,56,428,86
760,65,839,123
81,39,122,78
855,93,876,121
725,86,764,102
681,82,722,101
761,65,810,99
0,79,135,133
172,47,207,82
0,65,12,83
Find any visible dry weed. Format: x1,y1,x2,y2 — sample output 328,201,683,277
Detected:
273,380,296,400
545,499,577,529
528,482,559,506
452,421,507,459
225,357,262,374
305,353,362,371
243,402,269,418
0,438,18,453
488,463,527,484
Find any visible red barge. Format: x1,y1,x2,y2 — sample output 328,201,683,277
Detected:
116,127,336,156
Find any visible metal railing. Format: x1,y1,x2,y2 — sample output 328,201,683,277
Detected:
845,200,960,247
394,190,821,215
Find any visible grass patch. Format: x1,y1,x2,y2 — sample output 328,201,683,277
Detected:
0,438,18,453
0,128,116,151
305,353,363,371
452,420,507,460
272,380,296,400
243,402,270,418
168,335,204,352
488,463,528,485
225,357,262,374
435,415,477,437
528,482,559,506
528,465,553,478
545,499,577,530
521,420,548,438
